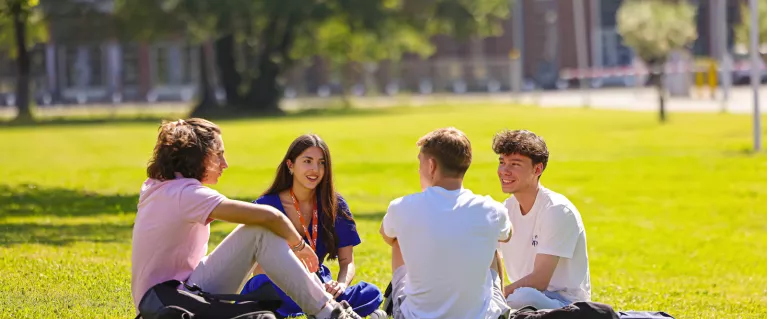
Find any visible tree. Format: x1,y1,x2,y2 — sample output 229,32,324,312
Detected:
617,0,698,123
114,0,219,114
0,0,47,122
734,0,767,62
115,0,512,116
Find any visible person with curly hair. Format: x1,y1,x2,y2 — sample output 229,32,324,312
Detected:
130,118,361,319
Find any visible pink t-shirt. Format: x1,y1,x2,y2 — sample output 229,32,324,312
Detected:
130,176,226,308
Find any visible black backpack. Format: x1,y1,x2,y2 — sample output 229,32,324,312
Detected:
135,280,282,319
507,303,675,319
507,302,620,319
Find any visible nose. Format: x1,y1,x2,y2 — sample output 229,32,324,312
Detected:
221,156,229,169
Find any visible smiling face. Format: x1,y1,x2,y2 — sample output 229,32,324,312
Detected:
287,146,326,191
497,153,541,194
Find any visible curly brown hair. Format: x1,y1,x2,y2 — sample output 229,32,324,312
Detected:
492,129,549,172
417,127,472,178
146,118,222,181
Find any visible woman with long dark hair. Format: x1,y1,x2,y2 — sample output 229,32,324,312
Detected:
240,134,383,318
131,119,360,319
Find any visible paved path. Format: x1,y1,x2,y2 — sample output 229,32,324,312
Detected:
1,86,764,119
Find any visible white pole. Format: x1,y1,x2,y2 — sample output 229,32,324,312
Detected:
573,0,590,106
750,0,762,152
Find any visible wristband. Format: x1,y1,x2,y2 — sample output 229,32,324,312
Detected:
290,240,305,252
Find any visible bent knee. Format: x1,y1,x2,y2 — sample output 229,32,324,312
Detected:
506,287,546,308
234,224,285,246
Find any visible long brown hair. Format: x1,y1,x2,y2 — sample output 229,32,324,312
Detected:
147,118,221,181
262,134,351,261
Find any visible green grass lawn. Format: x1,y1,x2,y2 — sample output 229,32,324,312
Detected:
1,104,766,318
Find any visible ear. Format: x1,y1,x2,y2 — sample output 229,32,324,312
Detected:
428,157,438,176
533,162,544,178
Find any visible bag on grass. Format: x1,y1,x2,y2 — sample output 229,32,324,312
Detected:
136,279,282,319
506,301,620,319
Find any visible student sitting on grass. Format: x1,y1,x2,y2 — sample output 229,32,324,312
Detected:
130,118,360,319
380,127,513,319
492,129,591,310
240,134,383,318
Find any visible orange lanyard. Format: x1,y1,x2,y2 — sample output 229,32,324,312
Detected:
289,189,318,251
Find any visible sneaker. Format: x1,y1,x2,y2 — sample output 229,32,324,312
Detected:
329,300,362,319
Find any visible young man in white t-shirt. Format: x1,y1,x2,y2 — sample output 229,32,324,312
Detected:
379,127,513,319
493,129,591,310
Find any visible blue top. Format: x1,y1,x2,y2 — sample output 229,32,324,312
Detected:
253,193,361,264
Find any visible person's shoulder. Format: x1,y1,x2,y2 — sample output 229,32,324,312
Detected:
387,191,425,211
467,190,506,212
334,193,354,217
539,187,582,222
253,193,280,206
335,193,349,208
540,187,577,210
171,177,216,196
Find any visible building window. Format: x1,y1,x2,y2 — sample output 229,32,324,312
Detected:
155,46,170,85
122,44,140,87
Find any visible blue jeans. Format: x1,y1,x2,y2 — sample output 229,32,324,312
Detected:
505,287,571,310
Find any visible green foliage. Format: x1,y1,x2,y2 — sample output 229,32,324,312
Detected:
291,17,435,68
734,0,767,52
114,0,511,64
0,0,48,58
616,0,698,64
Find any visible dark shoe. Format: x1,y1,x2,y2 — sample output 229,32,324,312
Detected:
330,301,362,319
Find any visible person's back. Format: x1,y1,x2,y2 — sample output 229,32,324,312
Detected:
387,186,508,319
380,127,511,319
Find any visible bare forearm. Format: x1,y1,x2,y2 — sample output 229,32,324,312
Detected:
210,200,303,246
336,261,355,286
505,273,548,296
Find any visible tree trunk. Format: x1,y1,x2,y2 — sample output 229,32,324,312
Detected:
656,72,666,123
191,43,218,117
242,56,282,114
12,3,32,122
214,34,243,107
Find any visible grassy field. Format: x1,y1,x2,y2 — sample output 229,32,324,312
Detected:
1,104,766,318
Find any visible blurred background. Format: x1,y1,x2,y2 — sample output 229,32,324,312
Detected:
0,0,764,121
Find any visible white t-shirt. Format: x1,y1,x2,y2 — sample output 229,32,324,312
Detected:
499,185,591,303
383,186,511,319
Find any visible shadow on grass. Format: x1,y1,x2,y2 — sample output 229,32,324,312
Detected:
0,184,139,218
0,114,179,128
0,222,133,246
0,182,384,247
